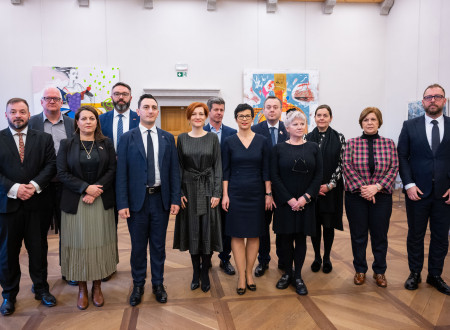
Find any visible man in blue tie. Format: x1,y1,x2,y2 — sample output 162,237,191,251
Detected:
251,96,288,277
204,97,237,276
398,83,450,295
116,94,181,305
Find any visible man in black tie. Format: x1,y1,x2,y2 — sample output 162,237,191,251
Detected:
398,83,450,295
0,98,57,316
116,94,181,305
251,96,288,277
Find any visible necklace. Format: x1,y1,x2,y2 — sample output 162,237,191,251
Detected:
80,140,95,159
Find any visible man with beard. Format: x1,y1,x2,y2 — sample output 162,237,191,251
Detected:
100,82,139,151
29,87,76,286
0,98,57,316
398,83,450,295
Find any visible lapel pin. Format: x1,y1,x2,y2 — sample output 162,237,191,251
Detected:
99,146,104,150
280,131,283,135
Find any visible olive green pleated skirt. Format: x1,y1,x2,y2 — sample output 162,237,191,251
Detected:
61,198,118,281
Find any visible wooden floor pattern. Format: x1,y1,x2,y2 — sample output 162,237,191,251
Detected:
3,194,450,330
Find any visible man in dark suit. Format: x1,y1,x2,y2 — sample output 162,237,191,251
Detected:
99,82,139,151
204,97,237,276
398,83,450,295
0,98,57,316
28,87,76,286
116,94,181,306
251,96,288,277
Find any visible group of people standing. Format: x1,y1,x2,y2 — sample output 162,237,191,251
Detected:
0,82,449,317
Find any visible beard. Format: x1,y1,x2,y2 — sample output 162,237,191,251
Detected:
424,103,444,117
8,118,28,130
113,100,131,113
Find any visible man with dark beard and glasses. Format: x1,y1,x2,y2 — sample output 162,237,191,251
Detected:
398,83,450,295
0,98,57,316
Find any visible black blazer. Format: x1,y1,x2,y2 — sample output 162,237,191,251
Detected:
29,112,75,138
251,120,288,148
0,128,56,213
57,135,116,214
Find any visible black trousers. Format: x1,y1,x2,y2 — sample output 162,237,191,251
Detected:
277,233,307,279
405,192,450,276
0,208,50,300
345,192,392,274
41,182,62,269
258,210,283,266
218,209,232,262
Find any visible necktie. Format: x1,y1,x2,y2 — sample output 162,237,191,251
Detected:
18,133,25,163
431,120,440,155
117,114,124,145
147,130,155,187
269,127,277,145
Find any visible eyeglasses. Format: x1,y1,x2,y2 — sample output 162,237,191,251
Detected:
292,158,308,174
42,97,62,102
237,115,252,120
113,92,130,98
423,95,445,102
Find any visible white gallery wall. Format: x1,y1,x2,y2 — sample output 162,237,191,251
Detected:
0,0,448,142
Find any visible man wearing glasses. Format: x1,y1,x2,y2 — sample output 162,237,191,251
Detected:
29,87,76,286
398,83,450,295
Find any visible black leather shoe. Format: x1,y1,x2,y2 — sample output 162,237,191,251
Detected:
322,259,333,274
191,280,199,291
62,276,78,286
311,259,322,272
220,260,236,276
152,284,168,303
294,278,308,295
246,282,256,291
129,286,144,306
35,292,57,307
236,287,246,295
254,263,268,277
426,275,450,295
276,274,292,290
0,299,15,316
404,272,421,290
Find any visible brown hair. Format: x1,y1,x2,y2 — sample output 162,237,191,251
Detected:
423,83,445,97
359,107,383,128
74,105,106,141
315,104,332,117
186,102,209,120
6,97,29,112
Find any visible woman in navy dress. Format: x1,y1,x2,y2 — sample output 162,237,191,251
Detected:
222,103,273,295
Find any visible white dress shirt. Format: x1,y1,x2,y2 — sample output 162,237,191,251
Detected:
139,124,161,186
113,109,131,150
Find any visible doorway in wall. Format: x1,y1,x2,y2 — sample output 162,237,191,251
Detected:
160,106,190,143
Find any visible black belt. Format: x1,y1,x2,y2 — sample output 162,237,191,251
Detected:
147,186,161,194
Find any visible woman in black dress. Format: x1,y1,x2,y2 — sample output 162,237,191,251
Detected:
173,102,222,293
306,105,345,274
222,104,272,295
271,110,322,295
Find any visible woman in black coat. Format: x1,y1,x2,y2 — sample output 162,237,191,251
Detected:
271,110,322,295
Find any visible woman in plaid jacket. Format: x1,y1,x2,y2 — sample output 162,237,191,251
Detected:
343,107,398,288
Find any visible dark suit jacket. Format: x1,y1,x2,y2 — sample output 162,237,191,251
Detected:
116,127,181,212
99,110,140,143
28,112,75,138
0,128,56,213
204,123,237,148
57,136,117,214
397,115,450,199
251,120,288,148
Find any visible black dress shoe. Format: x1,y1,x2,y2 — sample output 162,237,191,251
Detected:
35,292,57,307
129,286,144,306
152,284,168,303
322,259,333,274
220,260,236,276
246,282,256,291
404,272,421,290
276,274,292,290
254,263,268,277
311,258,322,273
0,299,15,316
426,275,450,295
236,287,246,295
294,278,308,295
191,280,199,291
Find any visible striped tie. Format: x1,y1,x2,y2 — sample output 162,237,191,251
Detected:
117,114,124,145
18,132,25,163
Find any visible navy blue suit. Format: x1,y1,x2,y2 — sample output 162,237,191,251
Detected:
251,120,288,266
398,115,450,276
99,109,139,147
116,126,181,286
204,123,237,262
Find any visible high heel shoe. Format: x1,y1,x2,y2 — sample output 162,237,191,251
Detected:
236,287,246,295
246,282,256,291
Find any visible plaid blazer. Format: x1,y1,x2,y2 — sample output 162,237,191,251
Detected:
343,136,399,193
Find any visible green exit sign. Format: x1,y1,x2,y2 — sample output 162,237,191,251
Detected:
177,72,187,77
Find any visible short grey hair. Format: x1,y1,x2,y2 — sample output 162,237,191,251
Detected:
284,110,306,128
42,86,63,99
207,97,225,111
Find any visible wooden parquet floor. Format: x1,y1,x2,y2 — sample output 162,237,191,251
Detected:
3,194,450,330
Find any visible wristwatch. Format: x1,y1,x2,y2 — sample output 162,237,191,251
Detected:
302,194,311,203
265,192,272,196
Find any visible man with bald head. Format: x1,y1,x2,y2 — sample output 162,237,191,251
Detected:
29,87,75,285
